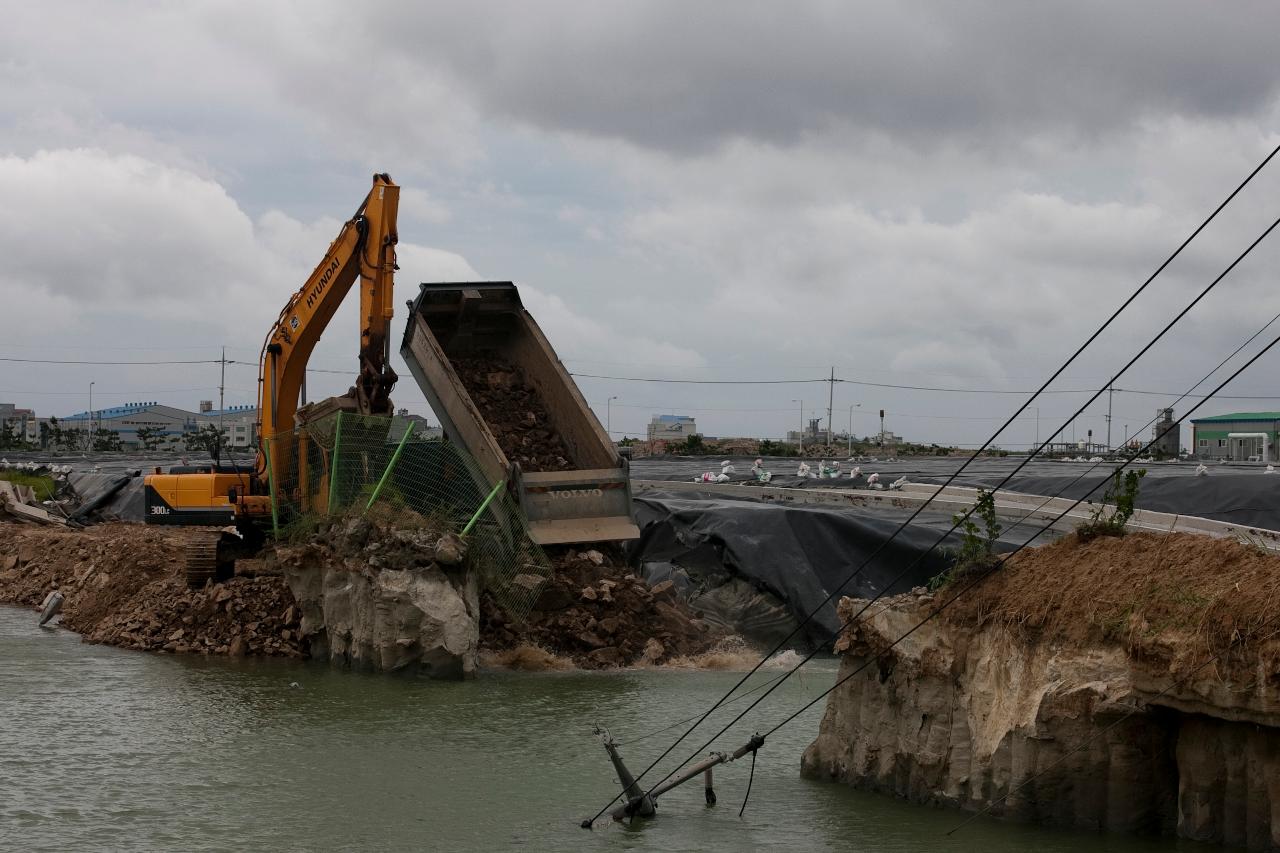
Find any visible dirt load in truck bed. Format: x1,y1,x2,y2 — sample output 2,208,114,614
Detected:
452,353,574,473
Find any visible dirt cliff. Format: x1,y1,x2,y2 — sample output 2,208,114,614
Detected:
271,511,481,679
0,523,303,656
802,532,1280,850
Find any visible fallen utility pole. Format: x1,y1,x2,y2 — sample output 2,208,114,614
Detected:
582,728,764,827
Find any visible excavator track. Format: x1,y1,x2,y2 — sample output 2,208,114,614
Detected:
184,530,223,588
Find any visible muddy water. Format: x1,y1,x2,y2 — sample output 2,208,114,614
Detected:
1,606,1221,852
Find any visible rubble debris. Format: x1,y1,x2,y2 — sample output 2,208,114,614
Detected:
480,546,728,669
0,480,65,525
452,353,574,472
0,523,303,657
38,589,64,626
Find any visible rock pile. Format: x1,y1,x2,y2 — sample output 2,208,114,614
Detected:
0,523,303,656
452,353,573,472
482,547,725,668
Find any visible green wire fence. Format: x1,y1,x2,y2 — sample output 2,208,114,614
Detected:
263,411,550,621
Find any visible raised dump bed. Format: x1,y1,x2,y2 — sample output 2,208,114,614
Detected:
400,281,639,545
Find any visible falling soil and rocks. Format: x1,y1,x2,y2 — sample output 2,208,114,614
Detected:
803,531,1280,850
0,522,303,657
481,545,729,669
452,353,573,472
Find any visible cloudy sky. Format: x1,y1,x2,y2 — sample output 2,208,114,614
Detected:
4,1,1280,449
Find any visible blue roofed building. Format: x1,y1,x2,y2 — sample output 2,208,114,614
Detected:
59,401,198,449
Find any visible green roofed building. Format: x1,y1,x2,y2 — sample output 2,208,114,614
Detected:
1189,412,1280,461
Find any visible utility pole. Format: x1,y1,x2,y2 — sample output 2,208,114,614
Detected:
879,408,886,447
792,399,803,454
1033,406,1040,450
607,396,618,438
1105,385,1113,450
219,345,226,449
88,381,95,448
826,367,834,450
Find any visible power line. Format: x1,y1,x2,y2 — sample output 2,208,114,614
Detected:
576,370,1280,400
0,357,224,366
584,141,1280,827
762,334,1280,745
572,372,830,385
626,318,1280,825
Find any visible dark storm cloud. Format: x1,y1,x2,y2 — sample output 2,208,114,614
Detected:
377,0,1280,152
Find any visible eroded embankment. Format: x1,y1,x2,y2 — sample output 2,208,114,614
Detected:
0,523,304,656
0,518,728,675
801,531,1280,850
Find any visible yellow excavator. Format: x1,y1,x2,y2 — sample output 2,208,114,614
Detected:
144,173,400,584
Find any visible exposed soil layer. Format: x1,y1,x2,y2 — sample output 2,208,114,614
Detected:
944,531,1280,680
807,531,1280,851
452,353,574,472
481,545,729,669
0,523,304,657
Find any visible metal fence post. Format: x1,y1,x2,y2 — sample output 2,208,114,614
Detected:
365,422,415,510
328,411,344,514
462,479,505,536
264,439,280,537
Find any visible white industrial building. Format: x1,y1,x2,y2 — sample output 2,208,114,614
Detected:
647,414,696,442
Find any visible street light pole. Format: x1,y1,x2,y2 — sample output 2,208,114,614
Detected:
88,381,95,448
792,399,803,454
848,403,860,456
607,396,618,439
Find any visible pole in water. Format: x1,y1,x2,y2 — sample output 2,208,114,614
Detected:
592,728,655,823
581,730,764,827
38,590,64,627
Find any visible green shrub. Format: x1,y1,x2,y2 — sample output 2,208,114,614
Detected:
1078,469,1145,540
931,489,1002,588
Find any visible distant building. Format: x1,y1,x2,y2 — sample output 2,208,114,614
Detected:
0,402,38,444
1190,411,1280,461
391,409,443,441
1150,408,1180,458
647,414,696,442
61,402,198,449
196,405,259,449
54,401,260,450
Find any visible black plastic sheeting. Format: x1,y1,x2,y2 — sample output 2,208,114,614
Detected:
628,491,1059,650
950,472,1280,530
66,472,143,523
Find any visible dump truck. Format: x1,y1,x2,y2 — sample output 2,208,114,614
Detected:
400,282,639,545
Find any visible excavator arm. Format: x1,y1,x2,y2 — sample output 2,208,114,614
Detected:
256,173,400,487
144,173,401,582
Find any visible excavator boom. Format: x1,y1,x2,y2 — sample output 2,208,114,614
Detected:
144,173,401,580
259,173,400,460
